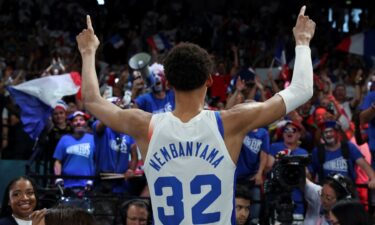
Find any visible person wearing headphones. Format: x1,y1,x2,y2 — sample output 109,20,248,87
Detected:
303,174,357,225
120,199,151,225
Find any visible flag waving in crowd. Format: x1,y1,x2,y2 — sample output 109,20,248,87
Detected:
336,29,375,57
7,72,81,140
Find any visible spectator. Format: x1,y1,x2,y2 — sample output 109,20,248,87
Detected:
308,120,375,188
53,111,95,190
30,205,96,225
45,100,72,175
120,199,151,225
93,97,138,194
236,111,269,225
329,199,370,225
304,174,357,225
359,87,375,170
134,63,175,114
266,120,308,222
235,184,251,225
0,176,40,225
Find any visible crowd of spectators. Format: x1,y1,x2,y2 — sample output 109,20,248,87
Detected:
1,0,375,224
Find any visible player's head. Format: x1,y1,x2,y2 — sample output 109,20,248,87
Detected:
164,42,213,91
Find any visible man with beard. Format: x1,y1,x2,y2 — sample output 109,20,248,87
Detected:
308,120,375,188
53,111,96,190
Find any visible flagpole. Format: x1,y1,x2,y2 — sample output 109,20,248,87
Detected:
270,58,275,69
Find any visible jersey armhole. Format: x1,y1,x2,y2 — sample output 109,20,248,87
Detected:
214,111,224,138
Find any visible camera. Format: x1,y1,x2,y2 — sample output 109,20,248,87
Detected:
264,154,311,224
265,154,310,193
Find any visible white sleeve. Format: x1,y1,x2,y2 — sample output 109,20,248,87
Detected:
277,45,313,114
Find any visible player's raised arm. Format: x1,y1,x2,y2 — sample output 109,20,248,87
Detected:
76,16,151,145
223,5,316,144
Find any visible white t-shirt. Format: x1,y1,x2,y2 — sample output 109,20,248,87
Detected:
12,215,32,225
303,181,330,225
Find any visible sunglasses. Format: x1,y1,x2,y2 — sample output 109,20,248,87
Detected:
283,127,298,134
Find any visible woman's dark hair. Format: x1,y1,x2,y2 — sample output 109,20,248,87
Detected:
45,204,96,225
323,174,357,200
164,42,213,91
0,176,39,217
331,199,370,225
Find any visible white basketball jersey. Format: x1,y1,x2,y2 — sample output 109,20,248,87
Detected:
144,110,236,225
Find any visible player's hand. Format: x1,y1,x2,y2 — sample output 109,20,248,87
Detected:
76,15,100,55
293,6,316,46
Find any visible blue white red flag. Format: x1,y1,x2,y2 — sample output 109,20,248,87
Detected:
7,72,81,140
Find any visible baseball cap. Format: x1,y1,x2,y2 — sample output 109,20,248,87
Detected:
319,120,341,131
284,120,303,131
67,111,90,121
54,100,67,111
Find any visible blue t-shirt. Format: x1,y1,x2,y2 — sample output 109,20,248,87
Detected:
92,120,135,173
269,142,309,216
53,133,95,188
135,89,175,113
92,120,136,193
236,128,270,178
308,141,363,180
360,91,375,151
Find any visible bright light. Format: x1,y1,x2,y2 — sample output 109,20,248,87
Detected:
97,0,105,5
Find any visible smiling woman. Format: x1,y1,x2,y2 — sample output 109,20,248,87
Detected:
0,176,39,225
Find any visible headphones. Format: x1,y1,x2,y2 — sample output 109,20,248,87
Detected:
120,198,152,225
326,174,353,200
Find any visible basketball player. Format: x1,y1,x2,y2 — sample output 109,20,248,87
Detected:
76,5,315,225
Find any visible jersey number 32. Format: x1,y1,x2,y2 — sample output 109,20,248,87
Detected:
154,174,221,224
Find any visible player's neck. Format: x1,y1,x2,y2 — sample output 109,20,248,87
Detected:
173,88,206,122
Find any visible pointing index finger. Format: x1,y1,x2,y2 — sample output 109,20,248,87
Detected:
299,5,306,16
86,15,93,30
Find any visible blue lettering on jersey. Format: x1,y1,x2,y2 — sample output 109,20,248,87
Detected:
149,141,224,171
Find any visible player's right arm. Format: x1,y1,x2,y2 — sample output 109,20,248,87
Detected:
76,16,151,154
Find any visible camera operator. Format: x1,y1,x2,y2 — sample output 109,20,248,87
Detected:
303,174,356,225
266,120,308,224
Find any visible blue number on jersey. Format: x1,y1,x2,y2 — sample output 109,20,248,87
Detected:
155,177,184,224
154,174,221,224
191,174,221,223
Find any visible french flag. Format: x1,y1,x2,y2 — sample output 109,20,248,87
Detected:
7,72,81,140
336,30,375,57
146,33,171,51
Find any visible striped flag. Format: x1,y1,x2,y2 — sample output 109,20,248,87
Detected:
336,30,375,57
146,33,172,51
7,72,81,139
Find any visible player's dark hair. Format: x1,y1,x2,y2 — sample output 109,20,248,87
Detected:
164,42,213,91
